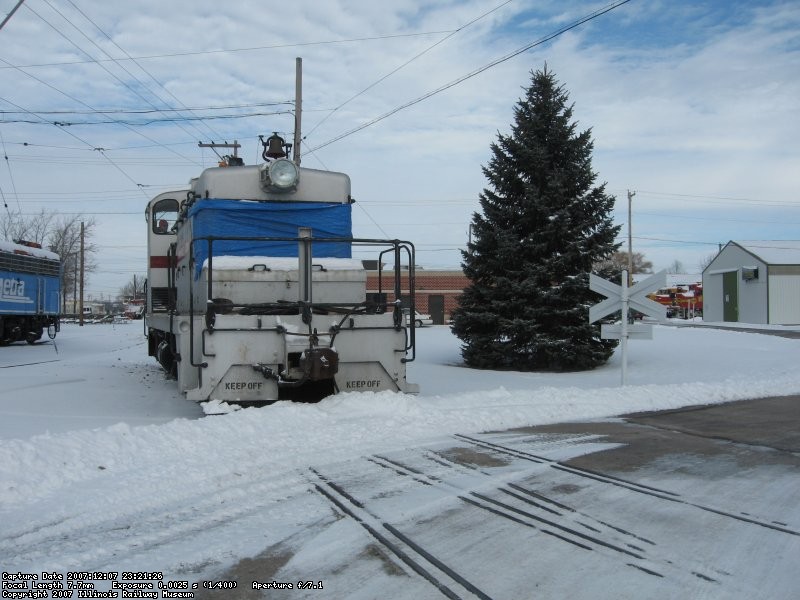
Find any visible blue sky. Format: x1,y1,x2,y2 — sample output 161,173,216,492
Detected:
1,0,798,298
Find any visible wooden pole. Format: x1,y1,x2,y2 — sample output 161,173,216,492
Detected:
79,222,85,326
293,57,302,165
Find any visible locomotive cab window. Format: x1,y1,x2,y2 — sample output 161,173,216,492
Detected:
152,198,179,234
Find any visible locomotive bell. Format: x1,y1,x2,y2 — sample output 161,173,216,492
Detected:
264,133,287,159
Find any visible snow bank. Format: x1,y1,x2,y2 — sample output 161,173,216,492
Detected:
1,323,799,513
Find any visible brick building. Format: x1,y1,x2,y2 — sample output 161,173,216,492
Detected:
366,268,469,324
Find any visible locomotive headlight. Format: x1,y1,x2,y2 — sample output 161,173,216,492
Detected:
261,158,299,192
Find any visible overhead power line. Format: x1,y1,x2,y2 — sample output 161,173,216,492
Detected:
0,55,200,183
60,0,227,142
0,0,25,32
0,128,21,211
635,189,800,207
0,101,293,116
25,0,219,147
304,0,515,140
0,140,200,152
0,93,150,191
636,210,800,225
631,236,721,247
0,30,457,69
3,109,292,126
11,211,140,215
310,0,633,152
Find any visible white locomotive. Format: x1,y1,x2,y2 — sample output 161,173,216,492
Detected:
145,135,418,403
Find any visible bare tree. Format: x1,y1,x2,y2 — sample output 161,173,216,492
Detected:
47,215,97,312
118,274,146,302
666,259,685,274
594,251,653,275
698,252,718,272
0,209,54,244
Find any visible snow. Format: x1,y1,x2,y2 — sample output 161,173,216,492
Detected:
3,320,799,441
731,240,800,265
203,256,365,271
1,321,799,597
0,239,60,260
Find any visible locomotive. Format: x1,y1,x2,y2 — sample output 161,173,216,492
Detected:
0,239,61,345
144,134,419,403
647,282,703,319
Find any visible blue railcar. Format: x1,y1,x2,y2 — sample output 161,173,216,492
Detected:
0,240,61,345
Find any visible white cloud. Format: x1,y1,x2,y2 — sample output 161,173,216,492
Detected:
1,0,797,294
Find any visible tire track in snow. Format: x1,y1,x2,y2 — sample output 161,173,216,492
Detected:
0,466,312,573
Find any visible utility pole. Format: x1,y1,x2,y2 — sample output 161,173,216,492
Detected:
621,270,629,385
293,57,302,165
627,189,636,287
79,221,85,326
72,255,78,314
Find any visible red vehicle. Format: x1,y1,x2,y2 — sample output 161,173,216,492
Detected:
648,283,703,319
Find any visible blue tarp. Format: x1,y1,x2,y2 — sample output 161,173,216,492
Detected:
187,199,352,278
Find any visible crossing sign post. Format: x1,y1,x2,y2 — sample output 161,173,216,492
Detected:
589,270,666,385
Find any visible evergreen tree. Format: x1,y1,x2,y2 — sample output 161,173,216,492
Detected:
451,66,620,371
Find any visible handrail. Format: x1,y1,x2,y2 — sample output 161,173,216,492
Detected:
184,234,417,371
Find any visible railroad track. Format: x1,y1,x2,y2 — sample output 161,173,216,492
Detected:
310,467,494,600
454,433,800,537
308,441,745,598
368,452,721,584
0,358,60,369
5,428,794,597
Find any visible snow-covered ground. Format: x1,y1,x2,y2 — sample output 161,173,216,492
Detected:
3,320,800,441
1,321,799,598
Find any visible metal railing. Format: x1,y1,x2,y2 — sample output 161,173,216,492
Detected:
175,233,416,378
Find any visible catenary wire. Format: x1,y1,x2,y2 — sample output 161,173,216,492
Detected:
0,94,150,192
0,58,199,180
303,0,515,140
0,127,21,211
26,0,219,148
0,30,458,69
61,0,227,142
309,0,633,152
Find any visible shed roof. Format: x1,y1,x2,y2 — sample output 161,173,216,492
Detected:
731,241,800,265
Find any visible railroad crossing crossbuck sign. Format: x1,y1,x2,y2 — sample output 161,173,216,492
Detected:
589,269,667,385
589,270,667,325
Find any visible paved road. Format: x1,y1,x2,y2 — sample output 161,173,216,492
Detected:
665,321,800,339
197,394,800,599
527,394,800,471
